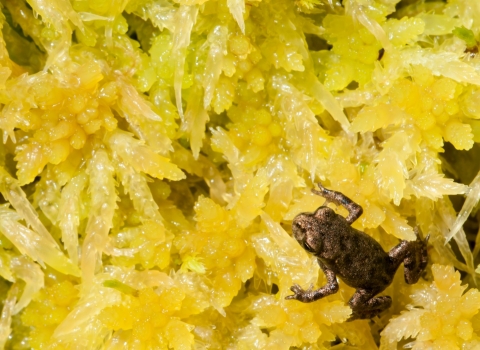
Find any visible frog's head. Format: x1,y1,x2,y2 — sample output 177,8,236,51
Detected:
292,208,333,254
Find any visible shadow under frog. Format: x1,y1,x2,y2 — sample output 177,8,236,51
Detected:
286,184,428,320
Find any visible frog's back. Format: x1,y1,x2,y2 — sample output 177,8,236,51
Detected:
318,223,394,290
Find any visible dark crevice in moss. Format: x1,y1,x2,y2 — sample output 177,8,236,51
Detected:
305,34,331,51
1,3,46,72
442,142,480,267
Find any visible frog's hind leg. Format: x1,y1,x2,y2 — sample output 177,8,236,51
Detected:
348,288,392,321
311,183,363,224
404,228,429,284
388,227,428,285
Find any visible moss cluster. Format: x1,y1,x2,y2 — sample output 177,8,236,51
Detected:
0,0,480,349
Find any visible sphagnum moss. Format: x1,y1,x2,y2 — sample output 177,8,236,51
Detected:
0,0,480,349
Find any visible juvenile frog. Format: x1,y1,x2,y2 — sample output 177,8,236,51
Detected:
286,184,428,320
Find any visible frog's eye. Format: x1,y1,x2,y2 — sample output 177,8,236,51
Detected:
315,206,334,220
303,240,315,253
323,207,335,218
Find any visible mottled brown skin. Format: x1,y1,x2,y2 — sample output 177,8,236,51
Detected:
286,184,428,320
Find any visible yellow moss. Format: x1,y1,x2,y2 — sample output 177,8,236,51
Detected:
381,265,480,349
1,0,480,349
444,120,474,150
21,279,78,347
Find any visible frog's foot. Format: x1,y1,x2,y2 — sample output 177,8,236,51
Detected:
285,284,315,303
388,227,429,285
311,183,363,225
286,280,339,303
404,228,429,284
348,289,392,321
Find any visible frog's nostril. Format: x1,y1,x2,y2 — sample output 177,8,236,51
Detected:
292,222,305,240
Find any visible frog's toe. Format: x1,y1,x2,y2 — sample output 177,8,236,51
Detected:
290,284,301,291
312,183,329,197
285,284,304,300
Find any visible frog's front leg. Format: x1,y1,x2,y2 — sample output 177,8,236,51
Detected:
388,227,429,284
286,261,339,302
311,183,363,225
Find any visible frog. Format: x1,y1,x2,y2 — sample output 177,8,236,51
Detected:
286,184,428,320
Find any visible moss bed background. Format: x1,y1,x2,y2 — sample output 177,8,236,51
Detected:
2,0,480,348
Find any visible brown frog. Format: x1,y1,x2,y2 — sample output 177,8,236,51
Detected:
286,184,428,320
